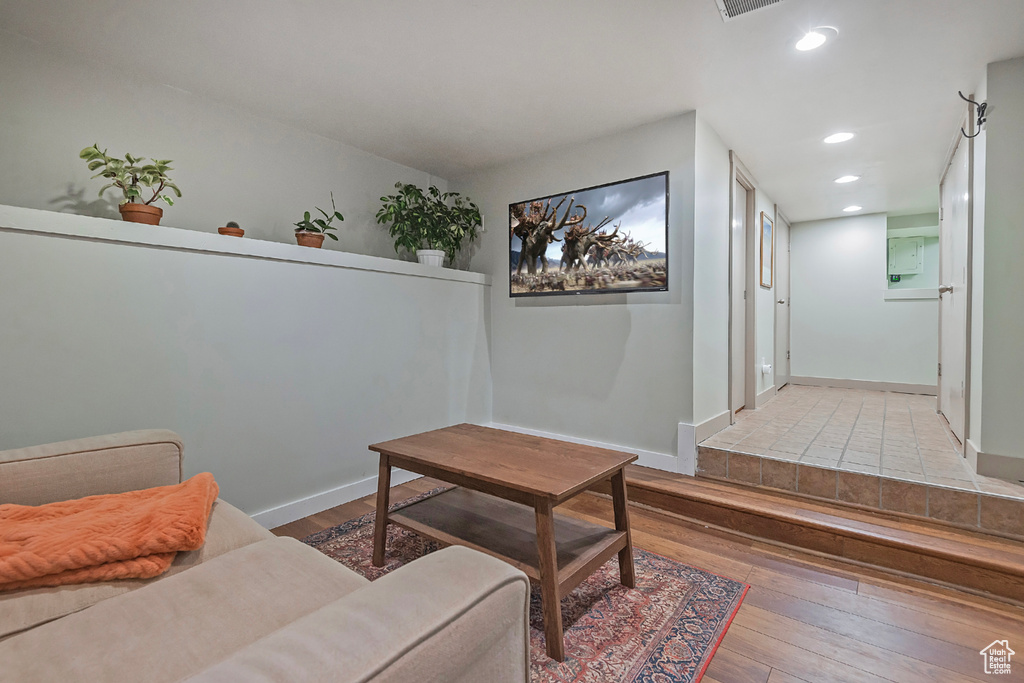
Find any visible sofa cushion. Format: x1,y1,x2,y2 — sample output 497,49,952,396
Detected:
0,498,272,640
0,536,368,682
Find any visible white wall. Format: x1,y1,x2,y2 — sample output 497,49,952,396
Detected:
692,114,731,427
0,32,497,524
790,213,937,388
753,190,778,399
0,31,442,261
969,74,987,450
453,114,697,461
978,56,1024,461
0,209,491,523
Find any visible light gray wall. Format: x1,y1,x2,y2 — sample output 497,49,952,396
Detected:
790,213,938,387
970,74,987,449
0,31,442,262
0,32,493,520
0,218,491,518
753,188,778,398
692,114,731,425
453,114,697,458
978,56,1024,459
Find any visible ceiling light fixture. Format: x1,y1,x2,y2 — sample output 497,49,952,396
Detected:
835,175,860,184
824,132,854,144
843,205,863,212
795,25,838,52
796,31,827,51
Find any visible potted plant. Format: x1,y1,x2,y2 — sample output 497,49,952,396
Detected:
79,144,180,225
294,193,344,248
376,182,481,267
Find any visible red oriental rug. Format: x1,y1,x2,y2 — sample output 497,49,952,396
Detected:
303,490,748,683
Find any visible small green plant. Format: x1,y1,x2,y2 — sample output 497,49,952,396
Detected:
79,144,181,206
376,182,482,262
294,192,344,240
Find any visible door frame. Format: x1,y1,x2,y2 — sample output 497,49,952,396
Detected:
728,152,757,422
936,103,975,444
774,206,791,390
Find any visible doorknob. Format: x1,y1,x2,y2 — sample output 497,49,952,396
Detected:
777,299,786,304
938,284,953,295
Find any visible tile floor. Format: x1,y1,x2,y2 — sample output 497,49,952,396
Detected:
701,385,1024,500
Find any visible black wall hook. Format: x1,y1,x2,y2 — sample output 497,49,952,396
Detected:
959,91,987,138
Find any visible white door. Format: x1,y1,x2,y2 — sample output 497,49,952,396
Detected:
939,137,969,442
731,179,747,412
774,216,790,388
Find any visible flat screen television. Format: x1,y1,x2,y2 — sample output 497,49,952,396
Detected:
509,171,668,297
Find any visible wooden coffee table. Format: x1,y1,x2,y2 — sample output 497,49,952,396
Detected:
369,423,637,661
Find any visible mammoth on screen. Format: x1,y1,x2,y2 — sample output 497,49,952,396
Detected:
508,171,668,297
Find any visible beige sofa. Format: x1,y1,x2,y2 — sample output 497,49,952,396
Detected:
0,430,530,682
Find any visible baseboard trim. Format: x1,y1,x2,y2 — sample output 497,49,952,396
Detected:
756,385,776,408
487,422,679,474
966,439,981,472
789,376,937,396
695,411,731,443
251,469,421,529
975,448,1024,485
678,422,696,477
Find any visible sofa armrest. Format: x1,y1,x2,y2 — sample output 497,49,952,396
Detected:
184,546,531,683
0,429,183,505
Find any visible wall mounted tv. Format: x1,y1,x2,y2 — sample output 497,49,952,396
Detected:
509,171,668,297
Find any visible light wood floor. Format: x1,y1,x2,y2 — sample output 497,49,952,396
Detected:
273,477,1024,683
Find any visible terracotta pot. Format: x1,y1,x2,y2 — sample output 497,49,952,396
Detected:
295,231,325,248
218,226,245,237
119,203,163,225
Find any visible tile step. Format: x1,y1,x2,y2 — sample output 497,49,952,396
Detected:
697,445,1024,538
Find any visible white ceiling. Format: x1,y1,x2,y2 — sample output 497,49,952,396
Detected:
2,0,1022,222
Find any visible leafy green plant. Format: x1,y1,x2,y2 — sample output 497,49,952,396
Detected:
376,182,482,263
294,192,344,240
79,144,181,206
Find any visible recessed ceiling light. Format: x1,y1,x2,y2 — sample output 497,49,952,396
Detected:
835,175,860,184
843,205,863,212
795,26,838,52
796,31,827,51
824,132,855,144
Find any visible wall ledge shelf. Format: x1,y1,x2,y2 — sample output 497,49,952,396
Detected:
0,204,490,287
883,288,938,301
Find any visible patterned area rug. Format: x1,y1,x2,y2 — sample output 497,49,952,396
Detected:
303,490,748,683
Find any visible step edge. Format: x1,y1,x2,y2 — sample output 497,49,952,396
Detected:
621,478,1024,577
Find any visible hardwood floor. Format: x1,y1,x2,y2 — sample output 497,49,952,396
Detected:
273,477,1024,683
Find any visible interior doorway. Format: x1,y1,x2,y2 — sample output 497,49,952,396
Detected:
938,128,971,443
774,211,791,389
729,154,755,420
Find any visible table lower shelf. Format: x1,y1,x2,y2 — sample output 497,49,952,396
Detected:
389,487,627,595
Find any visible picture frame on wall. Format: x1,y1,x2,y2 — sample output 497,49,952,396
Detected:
760,211,774,288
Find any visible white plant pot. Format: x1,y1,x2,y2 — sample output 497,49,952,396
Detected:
416,249,445,267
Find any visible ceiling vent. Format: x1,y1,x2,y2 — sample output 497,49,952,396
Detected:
714,0,786,21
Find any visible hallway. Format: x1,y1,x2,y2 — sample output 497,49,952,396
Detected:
702,385,1024,500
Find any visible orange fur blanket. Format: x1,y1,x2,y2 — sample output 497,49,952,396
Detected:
0,473,218,591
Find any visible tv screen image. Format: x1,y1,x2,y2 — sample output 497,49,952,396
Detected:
509,171,668,297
